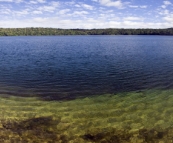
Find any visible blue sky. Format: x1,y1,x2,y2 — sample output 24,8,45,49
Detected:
0,0,173,28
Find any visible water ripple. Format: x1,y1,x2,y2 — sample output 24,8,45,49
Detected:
0,36,173,99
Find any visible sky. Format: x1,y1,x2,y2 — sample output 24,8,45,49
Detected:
0,0,173,29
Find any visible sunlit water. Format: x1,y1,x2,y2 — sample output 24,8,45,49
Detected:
0,36,173,99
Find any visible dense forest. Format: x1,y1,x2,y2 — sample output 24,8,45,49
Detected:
0,27,173,36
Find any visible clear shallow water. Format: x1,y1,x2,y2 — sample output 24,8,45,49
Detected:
0,36,173,100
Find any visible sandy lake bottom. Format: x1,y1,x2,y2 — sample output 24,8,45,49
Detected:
1,89,173,142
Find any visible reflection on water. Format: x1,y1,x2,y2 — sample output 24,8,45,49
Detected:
0,36,173,99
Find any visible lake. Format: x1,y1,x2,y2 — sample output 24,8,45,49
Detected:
1,35,173,142
0,35,173,99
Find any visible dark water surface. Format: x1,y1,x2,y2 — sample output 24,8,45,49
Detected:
0,36,173,99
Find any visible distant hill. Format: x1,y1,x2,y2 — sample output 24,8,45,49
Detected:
0,28,173,36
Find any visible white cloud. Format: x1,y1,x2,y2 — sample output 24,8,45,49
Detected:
97,0,129,9
140,5,147,8
81,4,94,10
72,11,89,16
161,1,172,9
50,1,59,7
0,8,11,14
129,5,147,8
0,15,172,29
163,1,172,5
75,4,81,8
37,0,46,3
123,16,143,21
14,9,29,16
29,1,38,4
158,9,169,15
163,14,173,23
33,10,42,14
129,5,138,8
38,6,56,12
163,9,169,15
64,1,75,5
58,9,70,15
37,2,59,13
73,3,94,10
33,17,48,23
161,5,166,9
0,0,172,29
0,0,13,2
100,0,122,7
0,0,23,3
16,0,23,3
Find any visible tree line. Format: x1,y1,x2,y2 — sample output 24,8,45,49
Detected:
0,27,173,36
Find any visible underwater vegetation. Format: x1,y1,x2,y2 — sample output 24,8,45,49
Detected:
1,89,173,142
1,116,173,143
83,127,173,143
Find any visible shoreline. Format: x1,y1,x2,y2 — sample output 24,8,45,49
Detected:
0,27,173,36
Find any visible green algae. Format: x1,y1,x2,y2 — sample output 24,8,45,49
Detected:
1,89,173,142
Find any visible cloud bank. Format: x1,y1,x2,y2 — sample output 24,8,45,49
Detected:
0,0,172,28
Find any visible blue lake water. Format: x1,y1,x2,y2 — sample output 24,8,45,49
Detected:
0,35,173,100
